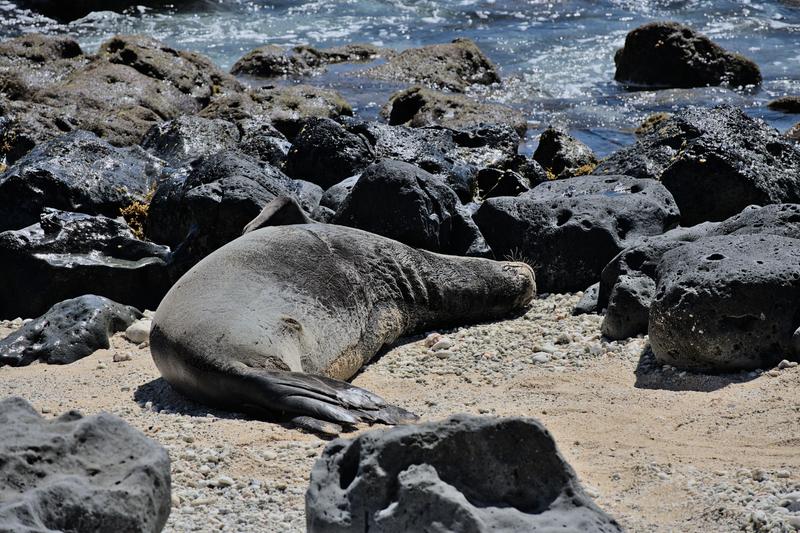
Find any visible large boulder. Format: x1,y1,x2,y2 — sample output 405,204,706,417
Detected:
0,209,172,320
146,150,300,261
231,43,385,78
474,175,680,293
332,160,489,256
362,38,500,92
0,397,170,532
0,295,141,367
614,21,761,89
596,106,800,225
0,130,164,232
649,233,800,371
98,34,242,105
200,84,353,139
768,96,800,114
382,86,527,137
533,126,598,179
284,118,375,189
599,203,800,339
0,33,87,97
141,115,241,166
306,415,622,533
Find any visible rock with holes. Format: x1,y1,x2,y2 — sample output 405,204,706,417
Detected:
343,119,522,202
596,106,800,225
332,160,490,256
0,130,164,232
0,209,172,320
474,175,680,293
382,86,527,137
141,115,240,166
306,415,622,533
0,396,170,532
599,203,800,339
533,126,598,179
573,282,600,315
284,118,375,189
146,150,300,264
614,22,761,89
230,43,385,79
0,295,141,366
649,233,800,371
361,38,500,92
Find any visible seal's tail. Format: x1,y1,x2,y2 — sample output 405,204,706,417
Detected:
241,370,418,435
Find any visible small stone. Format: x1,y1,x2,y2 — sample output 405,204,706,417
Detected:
40,406,51,414
171,494,181,507
424,333,443,348
767,370,781,377
532,353,551,364
214,475,235,488
124,319,152,345
113,352,132,362
431,337,454,351
555,333,571,345
776,470,791,478
96,362,107,370
752,468,767,482
584,486,600,499
778,359,798,369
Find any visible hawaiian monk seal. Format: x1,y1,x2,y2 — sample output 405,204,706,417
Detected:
150,223,535,433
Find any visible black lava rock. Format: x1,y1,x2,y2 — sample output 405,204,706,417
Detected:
597,106,800,225
146,150,300,261
0,295,141,366
649,233,800,371
284,118,375,189
332,160,490,256
0,209,171,320
141,115,240,166
614,21,761,89
533,126,598,179
306,415,622,533
0,130,164,232
474,175,680,293
0,397,171,532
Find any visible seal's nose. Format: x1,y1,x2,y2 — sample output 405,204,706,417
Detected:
503,261,537,305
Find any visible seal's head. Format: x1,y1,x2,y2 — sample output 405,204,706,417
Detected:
501,261,537,308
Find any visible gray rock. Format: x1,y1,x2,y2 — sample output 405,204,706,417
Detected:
141,115,240,166
0,33,86,98
306,415,622,533
533,126,598,179
231,43,385,79
600,203,800,339
294,180,325,210
361,38,500,92
0,130,164,232
0,209,172,320
125,318,152,345
474,175,680,293
0,295,140,366
768,96,800,114
649,233,800,371
319,176,359,211
383,86,527,137
332,160,490,256
0,396,170,532
573,282,600,315
597,105,800,225
614,21,761,89
237,117,292,167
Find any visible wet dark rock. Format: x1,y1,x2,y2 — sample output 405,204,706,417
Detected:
649,233,800,371
476,168,530,199
237,117,292,167
284,118,375,189
141,115,240,166
599,203,800,340
383,86,527,137
0,130,164,232
231,43,385,78
0,209,171,320
474,175,680,293
0,33,87,97
200,85,353,139
15,0,188,21
319,176,359,211
0,396,170,532
0,295,141,366
635,112,673,136
332,160,490,256
243,196,312,234
533,126,598,179
345,120,521,202
362,38,501,92
146,150,299,261
573,282,600,316
306,415,622,533
596,106,800,225
768,96,800,113
99,34,242,105
614,21,761,89
294,180,324,210
0,97,79,164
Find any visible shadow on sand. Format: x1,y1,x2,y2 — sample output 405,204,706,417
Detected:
633,346,759,392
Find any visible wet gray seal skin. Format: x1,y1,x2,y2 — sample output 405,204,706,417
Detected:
150,224,535,433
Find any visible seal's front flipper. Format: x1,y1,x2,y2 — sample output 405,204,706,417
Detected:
242,370,418,432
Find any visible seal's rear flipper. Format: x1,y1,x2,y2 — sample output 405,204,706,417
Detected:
242,370,418,432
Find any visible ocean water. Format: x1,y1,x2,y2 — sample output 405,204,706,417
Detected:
1,0,799,155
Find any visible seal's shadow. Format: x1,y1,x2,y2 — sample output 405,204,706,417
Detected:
633,346,758,392
134,377,250,420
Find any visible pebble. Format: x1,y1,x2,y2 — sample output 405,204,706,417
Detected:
430,337,454,351
113,352,132,363
124,319,152,345
532,353,551,364
778,360,799,369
